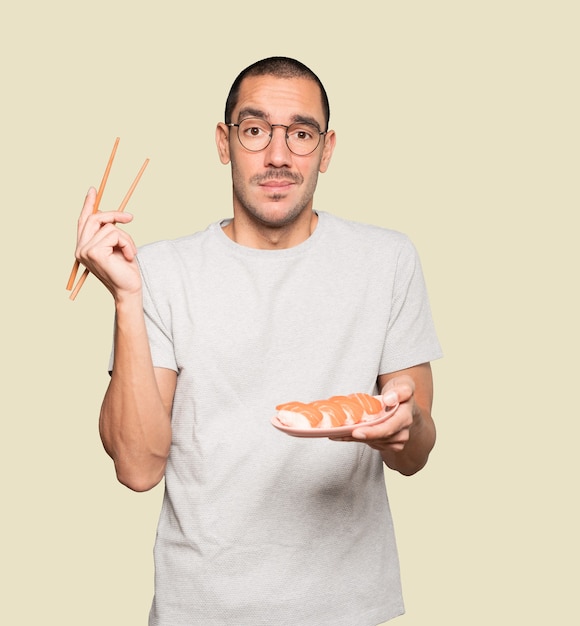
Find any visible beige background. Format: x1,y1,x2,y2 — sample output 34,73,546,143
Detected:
1,1,578,624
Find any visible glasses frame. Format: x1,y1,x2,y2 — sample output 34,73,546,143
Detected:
226,118,327,156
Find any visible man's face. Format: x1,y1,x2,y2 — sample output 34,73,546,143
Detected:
216,75,335,230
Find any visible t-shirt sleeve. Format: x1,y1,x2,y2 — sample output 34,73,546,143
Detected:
108,248,178,374
379,237,443,374
140,260,178,372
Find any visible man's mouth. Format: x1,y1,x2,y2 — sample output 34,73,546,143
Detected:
260,180,294,188
252,170,303,187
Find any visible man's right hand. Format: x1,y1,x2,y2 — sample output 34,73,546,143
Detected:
75,187,142,299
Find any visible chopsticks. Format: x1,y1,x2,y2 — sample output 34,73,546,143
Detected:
66,138,149,301
66,137,119,294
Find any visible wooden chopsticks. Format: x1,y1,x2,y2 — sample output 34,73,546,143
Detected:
66,137,119,295
66,138,149,300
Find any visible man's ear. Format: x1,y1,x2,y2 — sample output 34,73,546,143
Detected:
319,130,336,173
215,123,231,164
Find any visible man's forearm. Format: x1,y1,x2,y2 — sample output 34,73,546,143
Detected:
99,295,173,492
381,408,436,476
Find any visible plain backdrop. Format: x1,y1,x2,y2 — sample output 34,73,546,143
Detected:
1,1,578,624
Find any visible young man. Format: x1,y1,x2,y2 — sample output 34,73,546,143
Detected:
76,57,442,625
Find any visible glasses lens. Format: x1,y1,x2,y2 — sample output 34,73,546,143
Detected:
237,119,272,152
286,122,322,155
237,118,322,155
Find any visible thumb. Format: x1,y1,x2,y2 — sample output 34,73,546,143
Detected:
381,374,414,407
381,388,399,408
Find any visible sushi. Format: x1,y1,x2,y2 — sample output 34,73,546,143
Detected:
275,393,385,430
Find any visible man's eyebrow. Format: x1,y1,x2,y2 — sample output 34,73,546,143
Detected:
237,107,269,121
290,114,322,131
237,108,323,131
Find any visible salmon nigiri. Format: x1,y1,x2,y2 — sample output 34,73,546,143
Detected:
275,393,385,429
275,401,323,429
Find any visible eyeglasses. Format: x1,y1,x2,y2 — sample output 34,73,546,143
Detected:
227,117,327,156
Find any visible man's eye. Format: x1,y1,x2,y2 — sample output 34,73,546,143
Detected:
291,127,314,141
245,126,266,136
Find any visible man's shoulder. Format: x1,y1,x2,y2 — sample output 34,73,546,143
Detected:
135,223,225,285
137,222,220,259
320,211,411,248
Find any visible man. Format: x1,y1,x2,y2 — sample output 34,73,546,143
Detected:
75,57,442,625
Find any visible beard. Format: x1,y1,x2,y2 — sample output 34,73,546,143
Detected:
231,164,320,229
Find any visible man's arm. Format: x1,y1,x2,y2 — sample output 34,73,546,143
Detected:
75,187,175,491
99,295,175,492
333,363,436,476
375,363,436,475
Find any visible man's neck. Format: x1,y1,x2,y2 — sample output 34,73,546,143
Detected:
222,211,318,250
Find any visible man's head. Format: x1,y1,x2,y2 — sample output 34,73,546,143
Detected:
224,57,330,130
216,57,336,246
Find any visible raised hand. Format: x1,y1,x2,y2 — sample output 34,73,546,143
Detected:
74,187,142,299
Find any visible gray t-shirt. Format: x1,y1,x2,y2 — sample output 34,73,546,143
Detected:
131,211,442,626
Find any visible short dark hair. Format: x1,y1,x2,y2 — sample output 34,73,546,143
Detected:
224,56,330,130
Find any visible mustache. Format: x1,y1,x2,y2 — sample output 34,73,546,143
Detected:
251,169,303,185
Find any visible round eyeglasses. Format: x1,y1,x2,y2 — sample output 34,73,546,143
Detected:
227,117,327,156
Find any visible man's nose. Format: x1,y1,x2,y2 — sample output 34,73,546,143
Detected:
263,126,293,167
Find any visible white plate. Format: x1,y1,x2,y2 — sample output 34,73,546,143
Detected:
271,402,399,438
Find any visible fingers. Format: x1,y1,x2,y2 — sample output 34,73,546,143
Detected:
75,221,141,297
72,186,142,298
77,187,97,235
351,422,410,449
381,374,415,407
353,406,411,441
76,209,134,252
83,208,134,231
87,210,134,234
82,186,97,213
81,221,137,264
330,399,412,450
75,204,137,280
